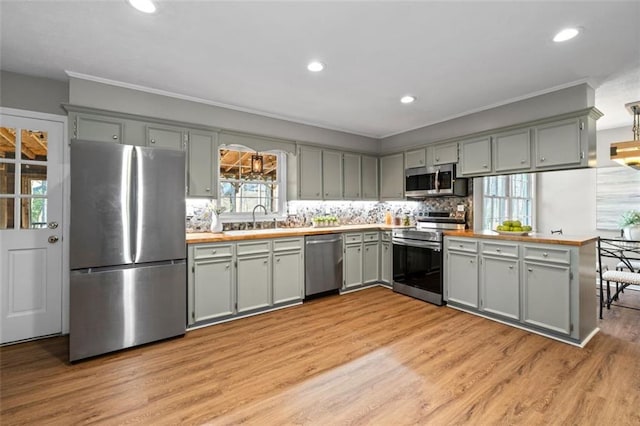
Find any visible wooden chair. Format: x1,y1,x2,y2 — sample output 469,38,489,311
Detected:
597,237,640,319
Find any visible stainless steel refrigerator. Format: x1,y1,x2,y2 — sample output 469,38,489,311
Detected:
69,139,186,361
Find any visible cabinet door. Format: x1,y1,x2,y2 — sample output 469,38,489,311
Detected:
344,244,363,288
380,153,404,200
361,155,379,199
493,128,531,172
273,250,303,304
432,142,458,165
74,114,124,143
322,150,343,199
446,251,478,308
363,242,379,283
193,257,234,322
380,242,391,284
522,261,571,335
237,255,271,313
459,136,492,176
534,118,582,169
481,256,520,320
298,146,322,199
188,131,217,197
405,148,426,168
343,153,362,199
146,125,185,150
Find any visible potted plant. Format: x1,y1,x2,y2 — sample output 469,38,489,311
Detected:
620,210,640,240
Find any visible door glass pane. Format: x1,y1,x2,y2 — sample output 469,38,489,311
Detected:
21,164,47,195
0,198,15,229
21,129,48,161
0,162,16,194
21,197,47,229
0,127,17,159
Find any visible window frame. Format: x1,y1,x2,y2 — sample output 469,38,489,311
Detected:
473,173,537,232
217,145,287,223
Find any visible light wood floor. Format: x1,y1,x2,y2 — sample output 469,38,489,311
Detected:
2,286,639,425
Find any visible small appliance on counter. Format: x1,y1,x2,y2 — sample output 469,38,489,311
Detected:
392,211,466,305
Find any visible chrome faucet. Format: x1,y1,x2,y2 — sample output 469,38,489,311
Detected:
252,204,268,229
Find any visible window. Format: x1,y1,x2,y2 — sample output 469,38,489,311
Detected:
480,173,535,230
218,147,285,216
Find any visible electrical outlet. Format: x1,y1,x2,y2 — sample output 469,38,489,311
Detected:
457,204,465,212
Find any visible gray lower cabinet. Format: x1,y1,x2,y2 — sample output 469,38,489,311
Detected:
446,250,479,308
273,238,304,304
363,241,379,284
189,243,235,324
522,259,571,335
444,236,597,345
344,243,363,289
480,242,520,320
188,237,303,327
380,239,392,285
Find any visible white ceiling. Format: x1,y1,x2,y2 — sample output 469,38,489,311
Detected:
1,1,639,138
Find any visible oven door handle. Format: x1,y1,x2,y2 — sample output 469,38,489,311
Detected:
392,239,442,251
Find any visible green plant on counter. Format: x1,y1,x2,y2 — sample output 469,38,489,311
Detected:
313,215,339,227
620,210,640,227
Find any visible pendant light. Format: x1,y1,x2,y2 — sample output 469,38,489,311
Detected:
610,101,640,170
251,152,264,175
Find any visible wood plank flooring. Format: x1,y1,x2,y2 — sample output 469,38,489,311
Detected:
1,286,639,425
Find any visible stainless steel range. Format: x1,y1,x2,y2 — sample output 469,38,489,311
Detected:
392,211,466,305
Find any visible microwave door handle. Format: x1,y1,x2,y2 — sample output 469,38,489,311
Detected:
435,169,439,192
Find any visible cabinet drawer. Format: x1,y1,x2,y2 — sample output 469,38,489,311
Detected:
344,233,363,244
381,231,391,242
447,238,478,253
193,244,233,259
523,246,570,264
481,242,518,258
363,232,379,242
237,240,271,255
273,237,304,252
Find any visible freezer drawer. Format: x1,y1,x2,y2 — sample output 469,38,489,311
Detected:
70,261,186,361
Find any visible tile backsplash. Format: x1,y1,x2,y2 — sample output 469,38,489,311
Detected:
186,180,473,232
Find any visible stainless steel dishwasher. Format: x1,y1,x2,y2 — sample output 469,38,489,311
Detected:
305,233,343,297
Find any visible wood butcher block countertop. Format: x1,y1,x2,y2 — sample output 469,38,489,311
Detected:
443,230,598,246
186,224,407,244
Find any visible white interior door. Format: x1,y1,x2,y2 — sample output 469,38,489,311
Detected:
0,112,64,344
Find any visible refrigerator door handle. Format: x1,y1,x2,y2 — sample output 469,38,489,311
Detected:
131,147,139,263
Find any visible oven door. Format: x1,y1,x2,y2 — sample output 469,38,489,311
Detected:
392,238,443,305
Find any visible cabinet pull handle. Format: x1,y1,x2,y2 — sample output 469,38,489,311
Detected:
496,248,501,252
528,268,533,272
483,164,488,168
469,259,474,264
520,159,526,164
263,260,268,264
459,244,464,248
150,139,156,144
205,188,211,192
112,135,119,140
540,157,546,162
509,265,514,270
543,252,548,257
211,250,217,254
277,258,280,263
225,264,230,269
435,157,440,162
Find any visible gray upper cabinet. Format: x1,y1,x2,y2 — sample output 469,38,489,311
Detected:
298,146,323,199
343,153,362,199
493,128,531,173
361,155,379,200
73,113,124,143
405,147,426,169
429,142,458,166
188,131,217,197
534,118,583,169
459,136,492,176
380,152,404,200
322,150,343,199
146,124,186,150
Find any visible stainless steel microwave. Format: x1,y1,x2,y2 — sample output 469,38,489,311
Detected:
405,163,468,198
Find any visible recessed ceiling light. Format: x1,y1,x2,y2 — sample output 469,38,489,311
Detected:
307,61,325,72
400,95,416,104
553,28,580,42
127,0,156,14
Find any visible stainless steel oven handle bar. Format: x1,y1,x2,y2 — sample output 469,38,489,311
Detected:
392,238,442,251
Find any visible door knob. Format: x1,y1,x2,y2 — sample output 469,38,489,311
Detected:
48,221,58,229
48,236,59,244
